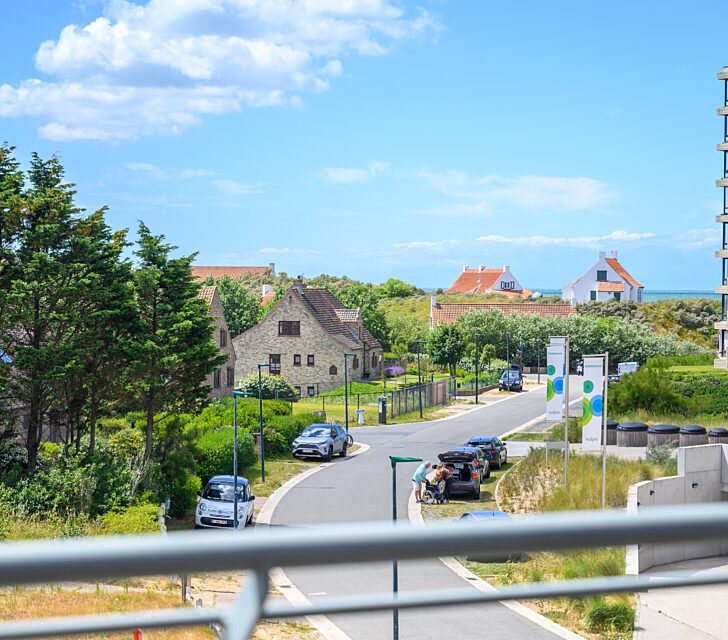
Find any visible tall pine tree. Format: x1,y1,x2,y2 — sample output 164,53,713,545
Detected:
128,222,224,459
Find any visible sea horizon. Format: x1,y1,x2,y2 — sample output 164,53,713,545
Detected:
425,288,719,301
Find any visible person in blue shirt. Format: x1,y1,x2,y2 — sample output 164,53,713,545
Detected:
411,461,431,503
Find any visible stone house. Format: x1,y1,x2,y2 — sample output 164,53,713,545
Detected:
198,285,236,400
233,286,383,396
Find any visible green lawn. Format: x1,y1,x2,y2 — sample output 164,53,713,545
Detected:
668,364,727,373
292,398,456,426
502,431,550,442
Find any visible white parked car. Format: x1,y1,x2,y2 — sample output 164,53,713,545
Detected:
195,475,254,529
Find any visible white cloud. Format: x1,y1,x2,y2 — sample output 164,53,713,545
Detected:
0,0,438,142
210,179,263,196
393,229,657,252
322,160,389,183
672,228,720,251
419,170,615,215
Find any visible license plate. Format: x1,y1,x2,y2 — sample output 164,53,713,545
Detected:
303,449,315,453
210,519,227,525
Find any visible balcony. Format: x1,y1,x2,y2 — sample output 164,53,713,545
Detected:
715,284,728,295
717,107,728,116
718,142,728,152
716,215,728,223
715,249,728,258
717,178,728,188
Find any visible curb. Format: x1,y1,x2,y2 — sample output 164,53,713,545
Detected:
256,445,371,640
411,462,586,640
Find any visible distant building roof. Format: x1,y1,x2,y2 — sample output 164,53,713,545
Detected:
596,281,625,292
447,266,530,298
431,302,574,326
191,264,275,282
294,288,381,351
334,308,360,323
605,257,643,289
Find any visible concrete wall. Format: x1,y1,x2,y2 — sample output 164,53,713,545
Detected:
626,444,728,575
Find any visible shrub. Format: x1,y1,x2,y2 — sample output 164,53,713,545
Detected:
169,473,201,516
97,417,134,434
100,503,161,535
266,413,322,456
107,428,145,459
38,442,61,463
645,442,677,468
610,366,689,415
237,373,297,400
644,353,713,369
548,418,582,443
584,597,634,632
196,427,257,483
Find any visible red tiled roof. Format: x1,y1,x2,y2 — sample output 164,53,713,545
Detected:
431,302,575,326
605,258,643,289
447,269,503,294
261,291,276,306
197,285,216,306
596,281,625,292
191,265,272,281
295,288,382,350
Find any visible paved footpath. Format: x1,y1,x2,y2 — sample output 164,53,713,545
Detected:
271,384,581,640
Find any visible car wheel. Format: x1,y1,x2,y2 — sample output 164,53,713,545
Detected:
485,466,491,479
473,488,481,500
503,454,508,466
324,446,333,462
339,444,347,458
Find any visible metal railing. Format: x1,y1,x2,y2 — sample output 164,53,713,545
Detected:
2,504,728,638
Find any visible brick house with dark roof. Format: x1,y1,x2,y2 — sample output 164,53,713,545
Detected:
197,285,236,400
430,296,574,327
447,264,531,298
233,285,383,396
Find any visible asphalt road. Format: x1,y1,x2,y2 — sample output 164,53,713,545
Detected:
271,385,566,640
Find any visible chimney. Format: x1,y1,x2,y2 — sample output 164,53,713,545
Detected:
262,284,273,296
478,264,485,272
268,262,276,276
463,265,470,272
431,295,437,308
610,251,618,259
502,265,509,272
598,251,606,260
292,278,303,295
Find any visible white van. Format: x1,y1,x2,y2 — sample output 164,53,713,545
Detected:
617,362,638,377
195,475,255,529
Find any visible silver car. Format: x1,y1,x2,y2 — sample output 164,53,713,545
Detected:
292,423,350,461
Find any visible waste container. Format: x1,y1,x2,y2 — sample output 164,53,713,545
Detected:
378,396,387,425
606,420,619,446
355,409,365,425
679,425,707,447
708,427,728,444
616,422,648,447
312,410,326,421
647,424,679,446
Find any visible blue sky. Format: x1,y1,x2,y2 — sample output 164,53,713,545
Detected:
0,1,725,290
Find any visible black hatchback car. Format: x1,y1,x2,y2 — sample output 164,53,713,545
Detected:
499,370,523,392
464,436,508,469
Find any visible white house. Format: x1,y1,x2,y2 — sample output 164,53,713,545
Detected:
447,265,531,298
562,251,644,306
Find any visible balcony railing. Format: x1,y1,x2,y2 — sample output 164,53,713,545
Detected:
1,504,728,638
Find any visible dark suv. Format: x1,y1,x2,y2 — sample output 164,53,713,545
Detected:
465,436,507,469
499,370,523,392
438,449,482,499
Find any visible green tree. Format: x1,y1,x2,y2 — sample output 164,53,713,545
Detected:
332,283,390,347
237,373,297,399
377,278,421,298
428,324,466,377
127,222,226,460
211,275,263,337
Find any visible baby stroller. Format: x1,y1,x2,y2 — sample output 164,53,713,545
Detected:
422,479,449,504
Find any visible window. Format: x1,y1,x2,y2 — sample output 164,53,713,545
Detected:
226,366,234,387
278,321,300,336
501,281,515,290
307,354,315,366
219,329,227,347
213,369,221,388
294,385,301,396
293,354,301,366
614,292,621,302
352,356,359,369
596,270,607,282
638,290,643,303
307,386,315,397
329,365,338,375
371,354,378,367
590,290,597,301
269,354,281,375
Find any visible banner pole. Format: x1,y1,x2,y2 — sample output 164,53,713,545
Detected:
563,337,570,487
602,351,609,511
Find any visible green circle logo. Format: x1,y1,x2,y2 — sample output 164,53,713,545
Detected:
547,364,556,376
583,380,594,393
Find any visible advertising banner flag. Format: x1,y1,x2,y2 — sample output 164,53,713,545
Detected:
546,343,565,420
582,356,605,451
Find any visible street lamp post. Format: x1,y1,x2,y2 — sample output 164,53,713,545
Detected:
415,340,426,418
343,352,354,432
474,332,484,404
232,389,254,529
388,455,422,640
505,333,511,393
257,363,271,482
536,339,541,384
